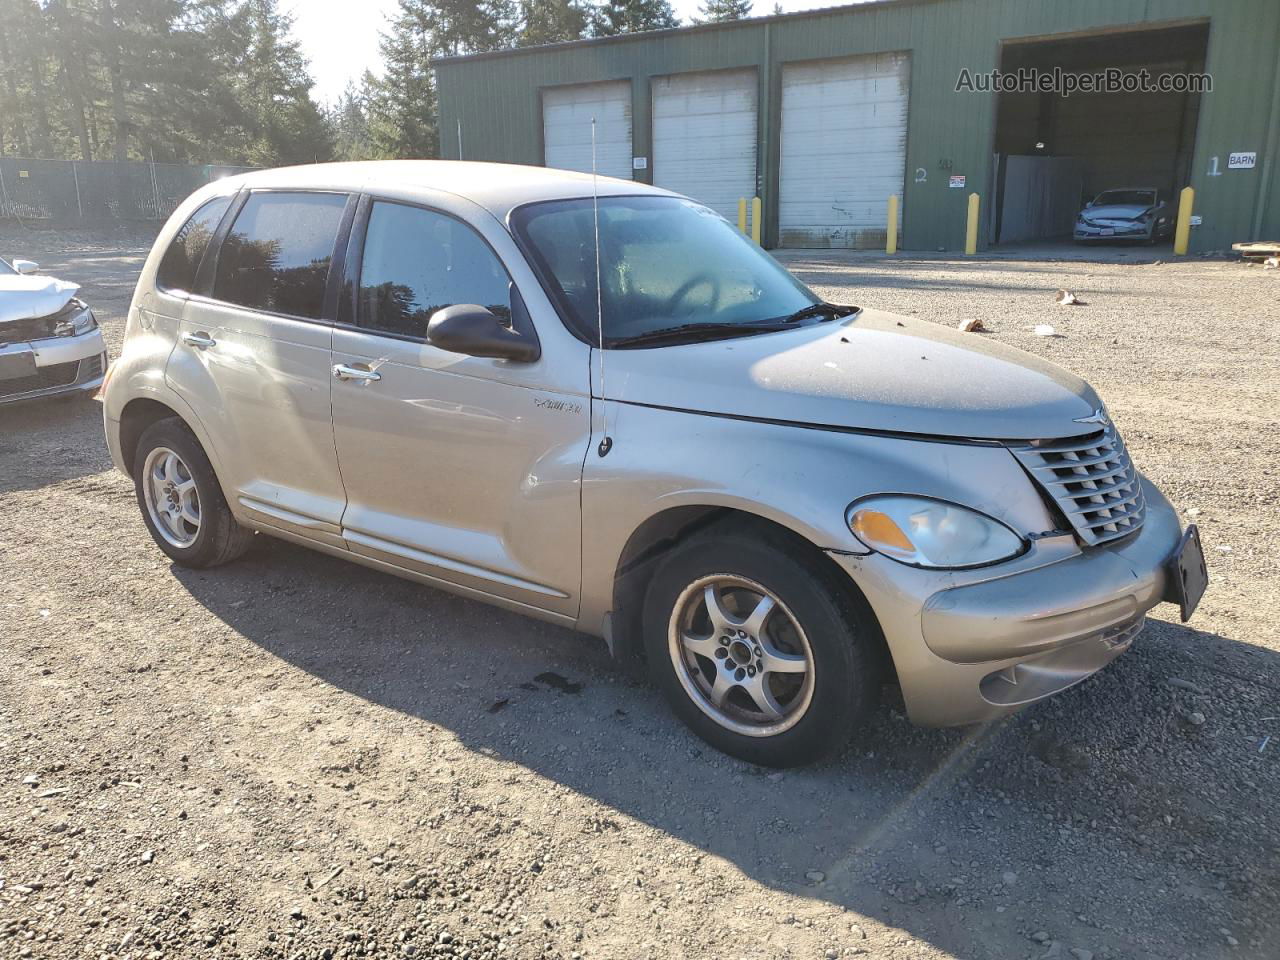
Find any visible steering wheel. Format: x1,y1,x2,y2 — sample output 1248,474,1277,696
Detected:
667,272,722,316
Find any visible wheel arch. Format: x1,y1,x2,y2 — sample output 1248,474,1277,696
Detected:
119,397,189,473
609,504,891,680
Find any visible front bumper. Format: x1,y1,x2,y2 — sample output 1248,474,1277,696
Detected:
0,328,108,404
830,477,1184,726
1074,222,1151,241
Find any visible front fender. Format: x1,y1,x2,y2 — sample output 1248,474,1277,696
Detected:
576,402,1059,636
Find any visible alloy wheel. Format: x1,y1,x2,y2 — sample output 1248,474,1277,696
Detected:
142,446,201,548
667,574,815,737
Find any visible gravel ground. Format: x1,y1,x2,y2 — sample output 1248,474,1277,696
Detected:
2,224,1278,960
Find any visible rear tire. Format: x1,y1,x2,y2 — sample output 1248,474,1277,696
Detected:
642,524,882,767
132,418,253,568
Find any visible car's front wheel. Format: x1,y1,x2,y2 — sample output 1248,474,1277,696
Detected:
643,524,882,767
133,418,254,568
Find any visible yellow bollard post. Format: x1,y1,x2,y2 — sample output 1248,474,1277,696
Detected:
737,197,747,235
751,196,762,245
965,192,980,255
1173,186,1195,255
886,195,899,254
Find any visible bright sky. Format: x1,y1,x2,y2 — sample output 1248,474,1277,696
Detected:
284,0,844,104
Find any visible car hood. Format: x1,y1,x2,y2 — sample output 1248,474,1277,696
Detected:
602,308,1101,441
0,274,80,323
1081,203,1150,221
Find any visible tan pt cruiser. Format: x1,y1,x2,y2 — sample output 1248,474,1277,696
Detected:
101,162,1207,767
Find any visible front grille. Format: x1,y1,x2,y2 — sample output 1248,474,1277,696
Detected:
1009,423,1146,547
0,359,81,398
0,314,58,345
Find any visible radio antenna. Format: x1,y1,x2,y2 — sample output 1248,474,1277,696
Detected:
591,116,612,457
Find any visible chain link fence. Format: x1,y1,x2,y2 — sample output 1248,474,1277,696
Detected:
0,158,256,224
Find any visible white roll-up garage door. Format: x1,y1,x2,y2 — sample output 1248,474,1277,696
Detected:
652,70,757,222
779,52,910,248
542,81,633,182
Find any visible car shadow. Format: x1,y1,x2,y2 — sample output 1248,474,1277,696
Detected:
173,534,1278,960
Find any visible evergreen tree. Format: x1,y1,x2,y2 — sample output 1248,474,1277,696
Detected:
697,0,752,22
228,0,332,164
0,0,332,165
592,0,679,36
411,0,518,57
518,0,590,46
330,79,374,161
364,5,437,158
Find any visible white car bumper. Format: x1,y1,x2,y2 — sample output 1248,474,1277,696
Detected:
0,327,108,404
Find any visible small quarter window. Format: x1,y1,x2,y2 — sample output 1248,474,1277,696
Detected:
357,201,512,339
213,191,347,319
157,196,232,294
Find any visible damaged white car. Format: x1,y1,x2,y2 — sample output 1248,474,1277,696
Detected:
0,255,108,404
1073,189,1174,244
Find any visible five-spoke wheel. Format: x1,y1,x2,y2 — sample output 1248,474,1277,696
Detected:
669,575,814,737
644,521,882,767
132,418,254,568
142,446,202,548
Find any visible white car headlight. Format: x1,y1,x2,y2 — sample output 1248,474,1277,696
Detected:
848,495,1025,569
54,300,97,337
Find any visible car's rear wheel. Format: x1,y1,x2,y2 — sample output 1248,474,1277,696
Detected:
643,524,882,767
133,418,253,568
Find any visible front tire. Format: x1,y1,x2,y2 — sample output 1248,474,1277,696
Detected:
132,418,253,568
643,524,882,767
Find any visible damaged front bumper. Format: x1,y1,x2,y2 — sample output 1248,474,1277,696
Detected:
1074,221,1152,241
0,327,109,404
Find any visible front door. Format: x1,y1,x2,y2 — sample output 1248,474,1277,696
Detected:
168,190,351,547
330,198,589,619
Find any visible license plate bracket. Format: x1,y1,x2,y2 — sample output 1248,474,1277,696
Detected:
0,350,38,380
1167,524,1208,622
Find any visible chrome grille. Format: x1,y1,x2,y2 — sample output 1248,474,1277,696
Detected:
1010,424,1146,546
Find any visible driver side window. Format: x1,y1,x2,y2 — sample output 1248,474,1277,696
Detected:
357,201,512,339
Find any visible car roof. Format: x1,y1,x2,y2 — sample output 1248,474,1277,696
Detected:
205,160,677,221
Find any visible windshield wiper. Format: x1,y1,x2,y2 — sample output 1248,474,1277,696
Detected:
607,320,792,348
775,302,857,324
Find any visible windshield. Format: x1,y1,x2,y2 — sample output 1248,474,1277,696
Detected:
512,195,821,347
1092,190,1156,207
0,258,14,276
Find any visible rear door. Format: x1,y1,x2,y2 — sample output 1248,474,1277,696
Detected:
167,190,352,547
329,197,589,619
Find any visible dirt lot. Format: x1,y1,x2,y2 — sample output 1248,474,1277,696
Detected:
2,226,1278,960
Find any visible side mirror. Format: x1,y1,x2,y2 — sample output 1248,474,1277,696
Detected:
12,259,39,275
427,304,540,363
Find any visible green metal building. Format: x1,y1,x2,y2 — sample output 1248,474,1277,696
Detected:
434,0,1280,254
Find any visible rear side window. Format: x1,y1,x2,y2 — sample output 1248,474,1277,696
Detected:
213,192,347,319
157,196,231,294
357,201,512,339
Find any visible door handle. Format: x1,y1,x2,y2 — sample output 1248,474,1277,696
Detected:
181,331,216,349
332,363,381,383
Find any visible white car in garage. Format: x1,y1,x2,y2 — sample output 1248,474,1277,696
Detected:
1073,189,1175,243
0,255,108,404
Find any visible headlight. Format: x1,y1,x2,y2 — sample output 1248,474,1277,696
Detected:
53,300,97,337
848,495,1025,569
